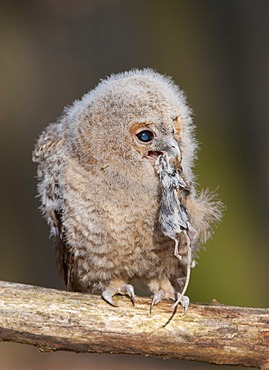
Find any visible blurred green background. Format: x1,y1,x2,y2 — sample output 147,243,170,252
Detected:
0,1,268,369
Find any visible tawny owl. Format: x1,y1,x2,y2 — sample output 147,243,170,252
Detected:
33,69,222,312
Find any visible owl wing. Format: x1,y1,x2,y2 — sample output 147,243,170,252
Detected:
33,123,75,288
33,123,65,237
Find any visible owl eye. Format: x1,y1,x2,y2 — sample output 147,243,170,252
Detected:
136,130,154,143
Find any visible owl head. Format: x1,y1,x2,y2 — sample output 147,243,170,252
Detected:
62,69,197,181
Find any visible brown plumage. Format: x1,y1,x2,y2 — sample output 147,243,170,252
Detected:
33,69,222,311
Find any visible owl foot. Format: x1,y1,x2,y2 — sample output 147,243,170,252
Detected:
120,284,135,306
150,289,166,313
172,293,190,314
150,289,177,312
102,284,135,307
150,289,190,314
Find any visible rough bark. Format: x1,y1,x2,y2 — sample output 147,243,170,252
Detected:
0,281,268,369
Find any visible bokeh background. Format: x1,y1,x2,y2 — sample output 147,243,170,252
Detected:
0,0,268,369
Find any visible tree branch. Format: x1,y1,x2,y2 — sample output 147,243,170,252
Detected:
0,281,268,369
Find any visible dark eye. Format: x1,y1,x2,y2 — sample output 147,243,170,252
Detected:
136,130,154,143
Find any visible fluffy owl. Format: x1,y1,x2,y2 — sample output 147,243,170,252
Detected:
33,69,222,312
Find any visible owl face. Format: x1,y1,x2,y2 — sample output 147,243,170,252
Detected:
130,121,181,164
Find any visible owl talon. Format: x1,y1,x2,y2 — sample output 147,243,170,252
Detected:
150,289,166,313
102,290,118,307
120,284,135,306
102,284,135,307
172,293,190,314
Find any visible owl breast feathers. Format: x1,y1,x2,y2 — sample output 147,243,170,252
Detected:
33,69,222,310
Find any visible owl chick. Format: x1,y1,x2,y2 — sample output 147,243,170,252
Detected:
33,69,222,312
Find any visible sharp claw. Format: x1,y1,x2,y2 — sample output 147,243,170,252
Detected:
129,290,135,306
102,291,118,307
102,284,136,307
150,289,165,313
120,284,135,306
172,294,190,314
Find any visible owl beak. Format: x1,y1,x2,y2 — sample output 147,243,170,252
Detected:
165,137,181,162
145,137,181,163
